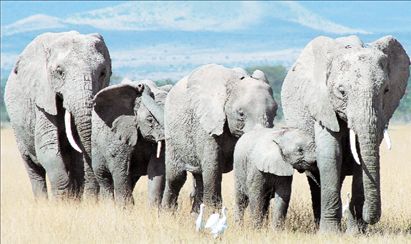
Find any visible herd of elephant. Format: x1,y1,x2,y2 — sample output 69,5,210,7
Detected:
4,31,409,234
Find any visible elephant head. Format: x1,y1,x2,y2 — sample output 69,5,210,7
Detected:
253,128,316,176
187,64,277,138
93,80,169,156
14,31,112,159
292,35,410,224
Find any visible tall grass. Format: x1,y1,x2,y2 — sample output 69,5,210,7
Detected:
1,126,410,243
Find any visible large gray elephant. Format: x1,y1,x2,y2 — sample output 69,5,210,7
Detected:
281,35,410,232
161,64,278,212
92,79,171,206
4,31,111,199
234,127,317,228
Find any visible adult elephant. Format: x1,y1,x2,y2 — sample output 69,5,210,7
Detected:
161,64,278,212
281,35,410,232
4,31,112,200
92,79,171,206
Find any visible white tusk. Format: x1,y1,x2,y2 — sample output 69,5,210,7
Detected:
156,141,162,158
349,129,361,165
64,111,82,153
305,171,320,187
384,129,392,150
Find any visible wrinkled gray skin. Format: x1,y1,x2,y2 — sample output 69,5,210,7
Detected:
162,64,278,212
281,35,410,233
4,31,111,200
92,79,171,206
234,128,316,228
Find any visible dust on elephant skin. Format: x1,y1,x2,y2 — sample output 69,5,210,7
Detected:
92,79,171,206
161,64,278,212
4,31,112,200
281,35,410,232
234,128,316,228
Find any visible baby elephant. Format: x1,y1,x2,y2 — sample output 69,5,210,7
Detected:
92,79,171,206
234,128,316,228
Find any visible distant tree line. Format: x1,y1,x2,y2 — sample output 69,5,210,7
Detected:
1,66,411,124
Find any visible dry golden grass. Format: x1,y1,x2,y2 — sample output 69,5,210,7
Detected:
1,126,411,243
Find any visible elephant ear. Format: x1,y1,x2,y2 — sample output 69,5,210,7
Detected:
253,137,294,176
187,64,234,136
303,36,340,132
93,83,144,146
371,36,410,123
22,40,57,115
111,115,138,146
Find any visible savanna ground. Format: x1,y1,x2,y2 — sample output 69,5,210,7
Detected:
1,126,411,243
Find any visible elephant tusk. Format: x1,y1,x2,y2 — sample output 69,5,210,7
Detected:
156,141,162,158
64,110,82,153
384,129,392,150
305,171,320,187
349,129,361,165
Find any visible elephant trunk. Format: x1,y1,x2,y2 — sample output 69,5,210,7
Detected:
352,103,381,225
358,130,381,224
73,91,93,161
64,79,94,161
142,92,165,127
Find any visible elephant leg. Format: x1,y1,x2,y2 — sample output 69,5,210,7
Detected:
202,166,222,209
315,123,343,233
272,177,292,229
94,168,114,201
147,156,165,207
40,156,71,200
234,189,249,224
99,172,114,201
22,154,48,200
35,110,73,199
262,194,271,223
346,163,367,234
36,143,72,199
111,165,134,206
92,150,114,201
248,172,268,228
147,175,164,207
190,173,204,214
307,169,321,227
161,163,187,210
83,159,100,199
249,189,266,228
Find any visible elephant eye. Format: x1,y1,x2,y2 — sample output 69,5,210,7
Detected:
336,85,346,97
100,68,106,79
297,146,304,154
146,115,154,123
237,109,245,117
55,66,65,78
384,87,390,94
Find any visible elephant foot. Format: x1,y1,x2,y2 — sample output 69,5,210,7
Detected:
319,220,341,233
82,187,99,202
346,219,367,235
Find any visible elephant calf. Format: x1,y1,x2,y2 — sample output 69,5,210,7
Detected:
234,127,316,228
92,79,171,205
